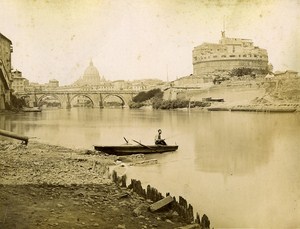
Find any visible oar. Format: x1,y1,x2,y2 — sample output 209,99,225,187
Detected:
132,139,157,152
123,137,129,144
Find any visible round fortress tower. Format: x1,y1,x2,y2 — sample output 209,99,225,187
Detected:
192,32,269,76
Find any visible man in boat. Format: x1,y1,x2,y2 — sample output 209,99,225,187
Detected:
155,129,167,145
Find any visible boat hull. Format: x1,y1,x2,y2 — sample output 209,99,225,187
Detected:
22,107,42,112
94,145,178,156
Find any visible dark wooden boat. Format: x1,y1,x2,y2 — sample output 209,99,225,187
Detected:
94,144,178,156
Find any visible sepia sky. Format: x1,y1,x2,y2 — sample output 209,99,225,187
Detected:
0,0,299,85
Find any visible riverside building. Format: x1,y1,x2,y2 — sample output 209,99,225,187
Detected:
0,33,13,109
11,70,29,93
192,31,269,77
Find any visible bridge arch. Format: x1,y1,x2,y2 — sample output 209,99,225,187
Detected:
70,94,95,108
37,94,63,107
102,94,126,107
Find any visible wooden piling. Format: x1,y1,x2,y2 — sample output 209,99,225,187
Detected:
201,214,210,229
121,175,127,187
112,170,118,183
187,204,194,222
113,173,210,226
146,185,151,199
195,213,201,224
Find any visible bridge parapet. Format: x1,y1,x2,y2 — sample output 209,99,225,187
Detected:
20,89,142,94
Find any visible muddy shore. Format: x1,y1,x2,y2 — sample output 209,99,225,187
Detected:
0,140,200,229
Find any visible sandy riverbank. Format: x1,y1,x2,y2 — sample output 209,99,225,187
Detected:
0,140,197,229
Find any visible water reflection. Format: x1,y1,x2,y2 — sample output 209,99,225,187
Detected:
193,112,275,175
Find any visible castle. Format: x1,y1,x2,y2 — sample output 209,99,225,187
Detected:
192,31,269,77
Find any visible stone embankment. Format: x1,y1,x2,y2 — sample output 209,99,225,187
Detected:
207,96,300,113
165,78,300,112
0,140,208,229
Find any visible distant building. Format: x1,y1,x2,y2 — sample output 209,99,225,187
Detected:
131,79,164,90
131,82,147,91
192,31,269,77
23,79,59,92
47,79,59,89
74,60,105,86
110,80,126,90
0,33,13,109
11,70,29,93
72,60,162,91
265,73,275,80
25,82,44,92
274,70,298,78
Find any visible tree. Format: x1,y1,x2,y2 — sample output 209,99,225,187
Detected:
132,88,162,103
10,94,26,109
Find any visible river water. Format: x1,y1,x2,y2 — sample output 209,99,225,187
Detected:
1,108,300,228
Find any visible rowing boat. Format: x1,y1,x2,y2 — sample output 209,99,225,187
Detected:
94,145,178,156
21,107,42,112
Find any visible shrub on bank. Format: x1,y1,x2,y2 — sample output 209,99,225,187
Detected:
190,101,211,108
171,99,189,108
131,88,211,110
152,99,162,109
230,67,268,77
156,100,189,109
132,88,163,103
152,99,211,109
129,102,146,109
10,94,26,110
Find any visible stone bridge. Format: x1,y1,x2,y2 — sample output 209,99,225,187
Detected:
17,89,140,108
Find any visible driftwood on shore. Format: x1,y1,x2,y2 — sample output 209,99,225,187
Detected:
149,195,173,212
0,129,29,145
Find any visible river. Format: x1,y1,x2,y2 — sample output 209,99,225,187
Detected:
1,108,300,228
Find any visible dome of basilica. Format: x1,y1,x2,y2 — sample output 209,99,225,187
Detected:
83,61,101,81
82,60,101,84
73,60,105,86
